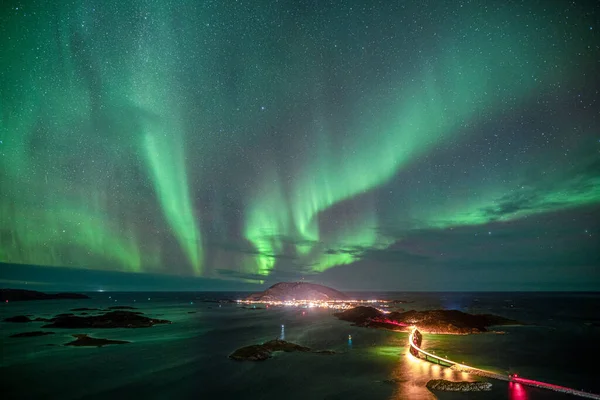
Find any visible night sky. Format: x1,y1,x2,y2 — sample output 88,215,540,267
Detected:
1,0,599,291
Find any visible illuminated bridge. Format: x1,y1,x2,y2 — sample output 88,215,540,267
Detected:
408,328,600,399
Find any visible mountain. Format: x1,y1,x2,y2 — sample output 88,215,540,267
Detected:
246,282,348,301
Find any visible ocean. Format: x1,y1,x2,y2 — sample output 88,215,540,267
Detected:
1,291,598,399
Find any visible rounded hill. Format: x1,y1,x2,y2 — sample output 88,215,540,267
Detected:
246,282,348,301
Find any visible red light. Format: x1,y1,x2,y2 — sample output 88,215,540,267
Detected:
509,382,527,400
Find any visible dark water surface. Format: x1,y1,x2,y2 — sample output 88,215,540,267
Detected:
1,292,598,399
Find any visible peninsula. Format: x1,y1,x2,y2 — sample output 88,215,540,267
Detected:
335,306,520,334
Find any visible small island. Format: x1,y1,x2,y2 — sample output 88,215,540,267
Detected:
230,339,334,361
4,315,34,323
10,331,55,338
1,289,90,302
64,334,130,347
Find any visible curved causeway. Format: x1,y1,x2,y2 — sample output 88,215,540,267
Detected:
408,328,600,399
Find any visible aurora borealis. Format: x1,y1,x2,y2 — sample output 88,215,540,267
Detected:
1,0,598,290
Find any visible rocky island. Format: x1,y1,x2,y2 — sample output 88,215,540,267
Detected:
1,289,90,302
335,306,519,334
42,310,171,329
246,282,348,301
230,339,334,361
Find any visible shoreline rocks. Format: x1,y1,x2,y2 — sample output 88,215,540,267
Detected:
426,379,492,392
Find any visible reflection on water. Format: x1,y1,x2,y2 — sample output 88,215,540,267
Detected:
509,382,528,400
390,353,433,399
387,351,482,399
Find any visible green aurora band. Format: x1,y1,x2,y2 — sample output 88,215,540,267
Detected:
131,3,204,274
0,1,598,282
242,6,597,275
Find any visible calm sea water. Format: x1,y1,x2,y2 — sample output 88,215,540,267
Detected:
1,292,598,400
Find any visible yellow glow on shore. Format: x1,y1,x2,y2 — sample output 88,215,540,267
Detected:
236,298,391,311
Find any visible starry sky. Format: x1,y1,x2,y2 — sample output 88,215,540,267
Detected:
1,0,599,291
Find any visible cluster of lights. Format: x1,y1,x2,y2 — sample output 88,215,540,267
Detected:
235,298,390,311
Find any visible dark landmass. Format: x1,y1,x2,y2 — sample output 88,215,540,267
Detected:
43,311,171,329
1,289,90,302
262,340,311,352
34,317,51,322
390,300,414,304
229,339,334,361
10,331,55,338
70,308,100,311
334,306,520,334
335,306,383,324
64,334,130,347
230,344,273,361
107,306,137,310
54,313,75,318
396,309,520,334
247,282,348,301
4,315,33,323
426,379,492,392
